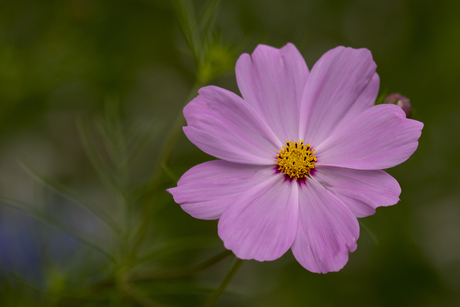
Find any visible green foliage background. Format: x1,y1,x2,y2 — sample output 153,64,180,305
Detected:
0,0,459,306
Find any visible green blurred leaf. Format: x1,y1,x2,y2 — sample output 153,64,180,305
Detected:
77,117,125,197
198,0,221,43
20,160,120,234
359,220,379,245
197,38,237,84
0,197,116,263
161,163,179,183
375,89,389,105
172,0,200,66
137,235,221,264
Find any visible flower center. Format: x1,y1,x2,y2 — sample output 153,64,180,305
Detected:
276,141,317,180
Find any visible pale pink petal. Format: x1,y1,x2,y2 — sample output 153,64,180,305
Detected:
291,179,359,273
167,160,267,220
300,47,378,145
218,172,298,261
236,43,309,142
341,73,380,126
313,166,401,218
183,86,282,165
315,104,423,169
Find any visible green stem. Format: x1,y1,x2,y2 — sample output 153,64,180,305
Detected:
204,258,244,307
116,269,158,307
131,250,233,282
93,250,232,291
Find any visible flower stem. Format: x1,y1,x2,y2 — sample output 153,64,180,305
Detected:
131,250,233,281
116,269,158,307
92,250,233,293
204,258,244,307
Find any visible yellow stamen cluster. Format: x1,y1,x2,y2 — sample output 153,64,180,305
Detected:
276,141,317,180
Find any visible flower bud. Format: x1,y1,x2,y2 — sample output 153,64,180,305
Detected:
383,93,412,118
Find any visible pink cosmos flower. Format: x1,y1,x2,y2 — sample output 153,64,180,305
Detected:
168,43,423,273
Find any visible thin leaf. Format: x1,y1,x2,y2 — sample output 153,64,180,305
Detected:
130,250,233,282
12,273,114,302
172,0,201,66
77,117,124,196
137,235,220,264
20,161,119,233
198,0,221,42
374,89,389,105
0,197,116,263
124,122,160,165
359,220,379,245
161,163,179,183
93,119,129,182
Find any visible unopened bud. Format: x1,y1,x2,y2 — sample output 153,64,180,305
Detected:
383,93,412,118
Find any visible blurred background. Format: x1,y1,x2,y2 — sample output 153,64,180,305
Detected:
0,0,459,306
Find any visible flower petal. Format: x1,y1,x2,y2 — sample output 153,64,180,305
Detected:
218,172,298,261
313,166,401,218
167,160,267,220
291,179,359,273
236,43,309,142
300,47,378,145
315,104,423,169
183,86,281,165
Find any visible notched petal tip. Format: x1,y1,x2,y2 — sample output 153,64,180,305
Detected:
236,42,309,143
316,104,423,170
300,45,378,146
313,166,402,218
